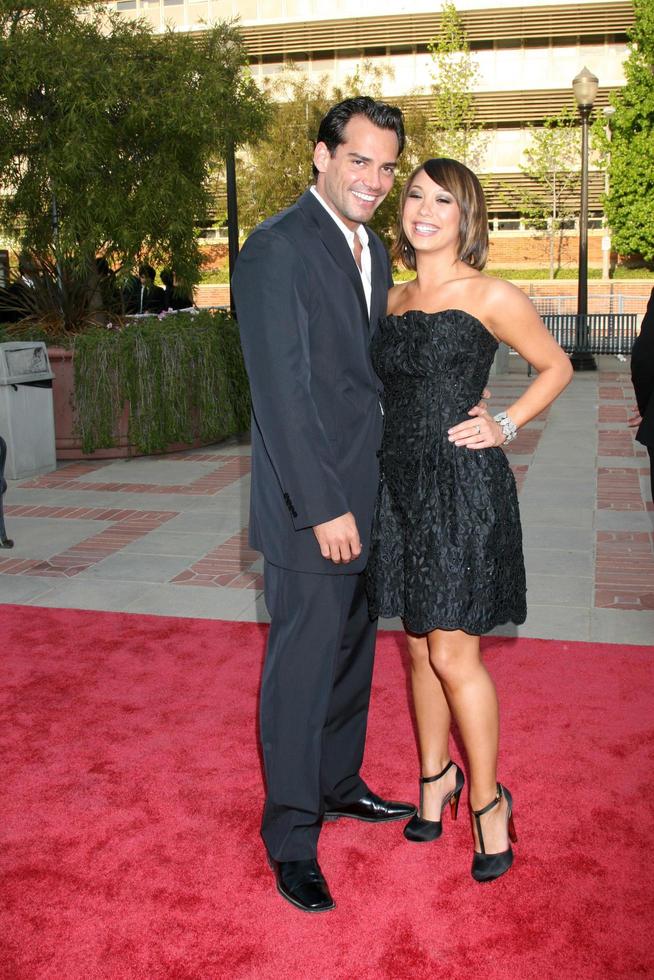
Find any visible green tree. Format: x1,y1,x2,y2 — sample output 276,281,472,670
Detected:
236,66,334,235
427,1,487,169
0,0,269,325
598,0,654,264
367,2,487,254
519,109,581,278
237,60,400,237
365,0,487,255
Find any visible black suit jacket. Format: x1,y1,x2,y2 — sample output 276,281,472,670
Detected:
632,287,654,447
232,189,392,574
140,284,166,315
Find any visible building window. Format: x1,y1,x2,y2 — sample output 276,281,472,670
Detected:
493,218,522,231
311,49,335,62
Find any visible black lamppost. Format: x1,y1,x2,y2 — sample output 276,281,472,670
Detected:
571,66,599,371
225,142,239,315
601,104,616,283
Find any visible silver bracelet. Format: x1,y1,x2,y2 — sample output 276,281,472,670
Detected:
493,411,518,445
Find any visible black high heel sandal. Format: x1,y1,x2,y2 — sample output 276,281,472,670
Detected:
403,760,465,843
471,783,517,882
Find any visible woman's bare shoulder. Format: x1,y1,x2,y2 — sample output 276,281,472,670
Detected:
479,274,530,305
387,280,414,315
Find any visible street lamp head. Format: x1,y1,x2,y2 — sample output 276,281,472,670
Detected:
573,66,599,108
602,105,616,119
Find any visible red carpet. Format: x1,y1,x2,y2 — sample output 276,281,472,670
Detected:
1,604,652,979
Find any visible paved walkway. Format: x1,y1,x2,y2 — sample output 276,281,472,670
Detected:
1,358,653,645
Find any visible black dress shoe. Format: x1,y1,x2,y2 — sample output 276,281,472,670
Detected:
323,790,416,823
268,857,335,913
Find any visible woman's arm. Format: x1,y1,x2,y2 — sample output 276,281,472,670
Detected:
449,279,573,449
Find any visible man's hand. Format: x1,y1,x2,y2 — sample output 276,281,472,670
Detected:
313,512,362,564
627,404,642,429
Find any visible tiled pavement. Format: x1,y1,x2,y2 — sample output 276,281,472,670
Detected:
1,358,653,645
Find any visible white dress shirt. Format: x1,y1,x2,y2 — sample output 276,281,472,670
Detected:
310,185,372,316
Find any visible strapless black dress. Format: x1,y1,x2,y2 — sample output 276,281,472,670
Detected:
366,309,527,635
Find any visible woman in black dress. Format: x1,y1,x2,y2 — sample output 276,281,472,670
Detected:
366,159,572,881
630,287,654,500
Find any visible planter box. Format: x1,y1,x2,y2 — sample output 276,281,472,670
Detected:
50,347,209,460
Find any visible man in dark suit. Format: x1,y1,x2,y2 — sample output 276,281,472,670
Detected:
233,97,415,913
136,263,165,314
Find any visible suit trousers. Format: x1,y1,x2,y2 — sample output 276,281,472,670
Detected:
260,560,378,861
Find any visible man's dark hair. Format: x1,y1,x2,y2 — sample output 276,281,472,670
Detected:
311,96,405,179
138,263,155,282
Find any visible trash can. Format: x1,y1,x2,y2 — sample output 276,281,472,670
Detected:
0,341,56,480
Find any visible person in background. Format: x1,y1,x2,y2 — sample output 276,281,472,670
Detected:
120,271,140,315
160,268,193,310
137,263,165,315
0,255,37,322
628,286,654,500
94,257,120,313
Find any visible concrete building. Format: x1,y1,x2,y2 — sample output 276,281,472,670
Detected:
109,0,634,265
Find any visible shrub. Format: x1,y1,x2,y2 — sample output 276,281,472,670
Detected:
71,311,250,455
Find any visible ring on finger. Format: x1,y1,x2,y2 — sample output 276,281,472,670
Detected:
476,424,481,435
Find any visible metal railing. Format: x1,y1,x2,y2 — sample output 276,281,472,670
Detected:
532,294,649,316
541,312,638,355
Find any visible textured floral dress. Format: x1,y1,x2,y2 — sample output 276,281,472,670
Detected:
366,309,527,635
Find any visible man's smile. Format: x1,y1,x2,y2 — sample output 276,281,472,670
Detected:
352,189,377,203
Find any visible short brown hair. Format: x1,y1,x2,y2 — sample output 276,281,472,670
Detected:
392,158,489,271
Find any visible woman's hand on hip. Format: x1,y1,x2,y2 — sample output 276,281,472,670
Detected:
448,406,505,449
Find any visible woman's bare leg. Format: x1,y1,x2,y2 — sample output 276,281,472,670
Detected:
426,629,510,854
405,631,457,820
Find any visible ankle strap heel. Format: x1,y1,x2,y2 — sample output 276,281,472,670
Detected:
472,783,502,855
404,761,465,843
471,783,516,883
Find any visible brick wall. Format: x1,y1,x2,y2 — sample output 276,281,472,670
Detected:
195,284,230,307
488,231,607,268
199,231,637,276
194,280,652,317
513,280,652,316
199,244,228,269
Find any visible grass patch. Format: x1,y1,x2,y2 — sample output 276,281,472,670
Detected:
487,268,588,280
199,267,230,284
392,267,654,282
611,267,654,279
486,267,654,280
